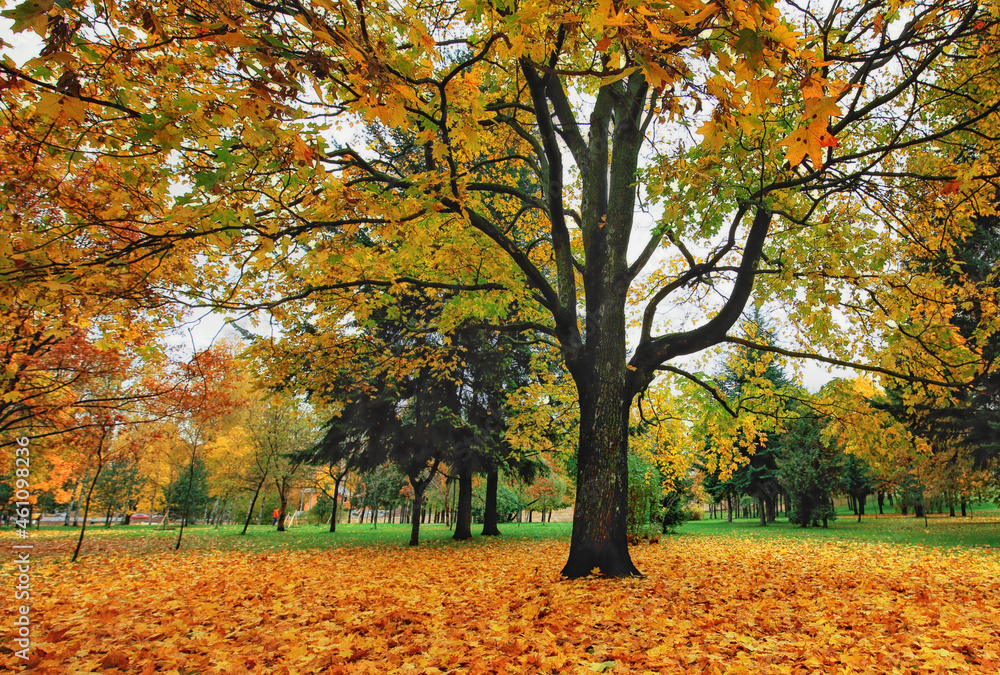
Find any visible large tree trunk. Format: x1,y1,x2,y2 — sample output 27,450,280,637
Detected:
481,466,501,536
561,366,639,578
453,468,473,540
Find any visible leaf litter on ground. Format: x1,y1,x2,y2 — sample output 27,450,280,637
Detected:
2,535,998,674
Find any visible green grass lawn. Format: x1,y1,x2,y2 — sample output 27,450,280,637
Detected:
8,506,998,559
10,519,577,558
679,509,1000,550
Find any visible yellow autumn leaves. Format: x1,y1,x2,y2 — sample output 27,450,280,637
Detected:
6,533,999,673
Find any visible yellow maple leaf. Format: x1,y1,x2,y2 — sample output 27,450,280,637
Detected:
780,121,837,168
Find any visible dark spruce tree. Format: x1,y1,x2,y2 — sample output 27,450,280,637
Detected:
775,414,841,528
876,211,1000,475
706,313,794,525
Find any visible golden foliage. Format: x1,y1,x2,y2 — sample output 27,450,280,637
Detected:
6,535,1000,673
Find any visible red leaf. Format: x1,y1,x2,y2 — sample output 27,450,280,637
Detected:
99,649,130,669
595,38,611,52
941,179,961,195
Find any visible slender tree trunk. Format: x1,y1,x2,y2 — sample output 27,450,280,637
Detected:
64,475,83,527
175,459,196,550
72,461,103,563
758,495,766,527
214,497,225,528
72,472,88,527
727,495,733,523
241,473,268,535
276,480,288,532
329,474,343,533
175,437,200,550
410,488,424,546
453,468,473,540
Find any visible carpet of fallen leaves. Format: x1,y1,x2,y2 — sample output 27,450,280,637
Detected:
3,535,999,674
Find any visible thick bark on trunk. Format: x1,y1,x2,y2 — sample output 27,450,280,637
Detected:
481,466,501,536
453,468,473,540
561,373,639,578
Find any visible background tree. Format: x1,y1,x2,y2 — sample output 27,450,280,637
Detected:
696,315,795,526
776,414,841,528
841,454,875,523
164,458,211,527
92,460,144,526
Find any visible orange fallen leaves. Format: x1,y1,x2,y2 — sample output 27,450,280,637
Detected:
3,537,999,673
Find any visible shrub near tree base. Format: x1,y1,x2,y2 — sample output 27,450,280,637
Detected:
626,453,662,542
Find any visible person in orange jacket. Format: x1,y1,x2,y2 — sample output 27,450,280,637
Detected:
272,507,279,526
